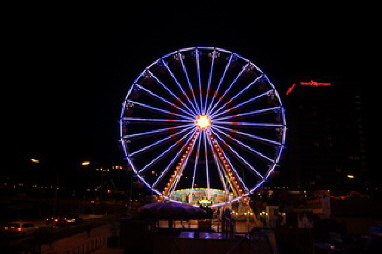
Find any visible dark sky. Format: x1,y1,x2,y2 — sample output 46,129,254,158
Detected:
3,3,377,175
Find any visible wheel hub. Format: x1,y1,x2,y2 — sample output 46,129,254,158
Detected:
195,114,211,129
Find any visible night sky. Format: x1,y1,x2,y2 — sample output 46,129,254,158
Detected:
3,3,377,182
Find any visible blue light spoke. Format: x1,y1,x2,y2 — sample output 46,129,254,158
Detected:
125,157,162,197
202,131,211,198
147,70,197,116
214,106,282,121
203,48,216,114
152,129,197,188
207,62,250,116
138,128,197,174
136,84,195,118
128,126,194,157
205,132,229,193
211,127,265,180
195,48,204,114
210,90,271,119
126,100,194,120
211,75,264,117
190,129,203,196
213,121,284,128
212,124,282,146
210,127,274,164
160,59,199,115
208,129,249,193
206,54,233,115
122,117,191,124
167,131,200,195
178,52,201,114
122,124,193,139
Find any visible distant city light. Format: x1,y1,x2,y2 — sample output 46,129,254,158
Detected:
30,158,39,164
81,161,90,166
347,174,355,179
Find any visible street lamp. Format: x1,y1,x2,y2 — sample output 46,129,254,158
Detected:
30,158,40,164
81,161,90,166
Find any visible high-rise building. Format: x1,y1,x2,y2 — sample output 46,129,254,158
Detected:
269,77,369,192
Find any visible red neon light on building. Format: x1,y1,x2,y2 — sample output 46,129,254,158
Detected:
286,80,331,95
300,80,331,86
286,83,296,95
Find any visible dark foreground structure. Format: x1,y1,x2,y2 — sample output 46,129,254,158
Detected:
120,218,275,254
1,194,381,253
119,215,382,254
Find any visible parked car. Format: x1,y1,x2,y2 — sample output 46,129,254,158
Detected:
46,214,83,227
46,215,67,227
3,221,38,237
64,213,83,225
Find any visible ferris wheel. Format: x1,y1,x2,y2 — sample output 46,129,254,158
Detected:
120,47,286,207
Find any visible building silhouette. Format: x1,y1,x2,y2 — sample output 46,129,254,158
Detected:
269,77,369,193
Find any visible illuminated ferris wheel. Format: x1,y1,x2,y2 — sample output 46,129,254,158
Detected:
120,47,286,207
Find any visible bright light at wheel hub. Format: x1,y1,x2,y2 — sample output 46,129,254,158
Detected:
196,114,211,129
